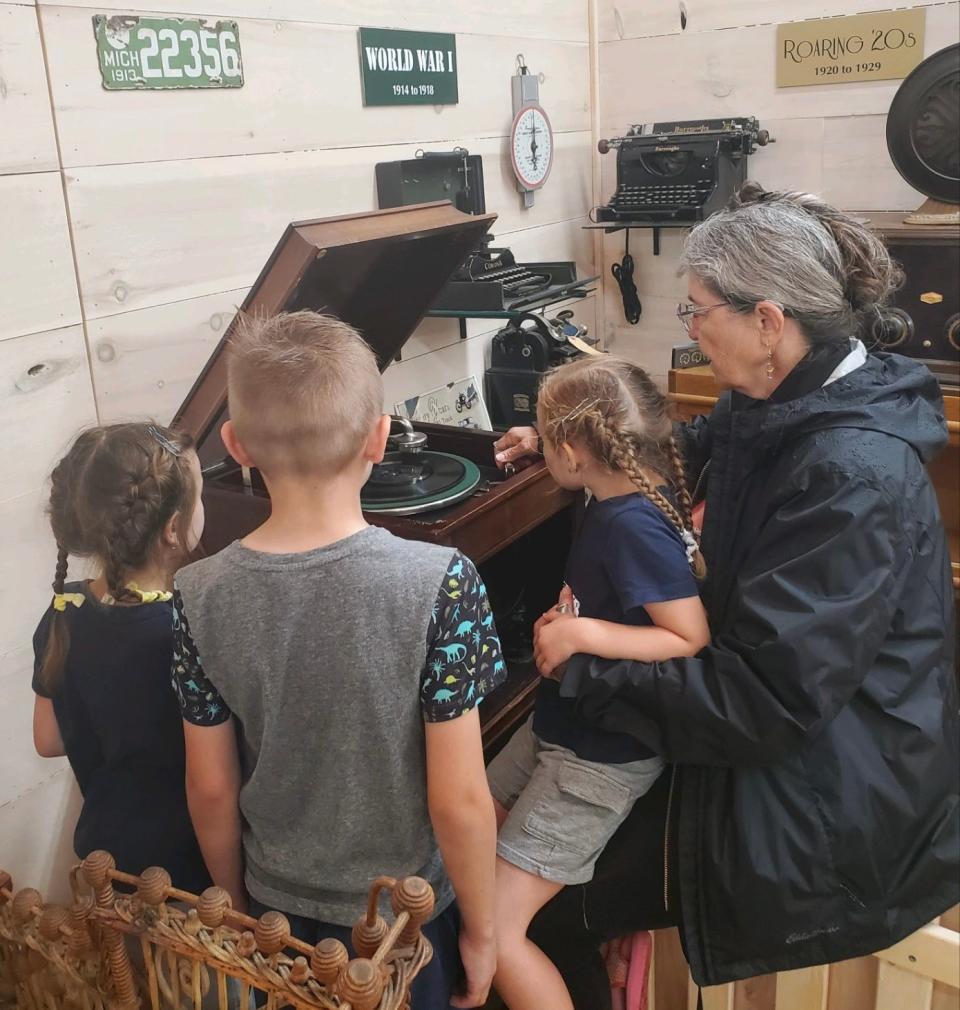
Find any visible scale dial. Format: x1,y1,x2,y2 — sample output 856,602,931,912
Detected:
510,102,554,191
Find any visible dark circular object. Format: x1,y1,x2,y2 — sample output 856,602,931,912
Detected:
886,44,960,204
871,307,914,348
361,451,480,515
947,313,960,351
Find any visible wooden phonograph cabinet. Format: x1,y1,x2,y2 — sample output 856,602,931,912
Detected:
173,202,578,756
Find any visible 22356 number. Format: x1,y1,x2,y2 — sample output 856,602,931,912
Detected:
137,26,241,80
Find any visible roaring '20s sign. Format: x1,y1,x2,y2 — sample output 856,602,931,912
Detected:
776,9,925,88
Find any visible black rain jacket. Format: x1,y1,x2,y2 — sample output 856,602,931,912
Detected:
560,351,959,984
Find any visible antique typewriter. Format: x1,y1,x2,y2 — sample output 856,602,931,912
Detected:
595,117,773,225
377,148,596,312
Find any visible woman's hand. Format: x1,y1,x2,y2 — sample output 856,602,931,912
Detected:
534,612,582,680
493,427,540,471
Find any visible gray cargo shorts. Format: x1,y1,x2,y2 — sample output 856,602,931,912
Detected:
487,715,664,885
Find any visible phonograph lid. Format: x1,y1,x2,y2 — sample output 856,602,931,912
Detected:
173,203,497,514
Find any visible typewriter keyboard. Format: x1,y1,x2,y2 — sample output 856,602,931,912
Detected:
613,184,704,207
479,266,551,295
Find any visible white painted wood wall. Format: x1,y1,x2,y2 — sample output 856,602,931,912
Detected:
0,0,597,896
1,0,958,902
597,0,960,383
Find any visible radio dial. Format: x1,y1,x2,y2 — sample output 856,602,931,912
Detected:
871,307,914,348
947,314,960,352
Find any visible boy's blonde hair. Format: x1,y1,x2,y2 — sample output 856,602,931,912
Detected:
227,311,383,476
538,355,706,579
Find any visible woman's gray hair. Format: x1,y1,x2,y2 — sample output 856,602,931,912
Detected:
679,182,903,345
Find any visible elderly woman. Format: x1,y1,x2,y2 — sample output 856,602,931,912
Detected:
493,184,959,1007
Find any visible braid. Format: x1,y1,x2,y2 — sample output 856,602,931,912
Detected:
37,547,71,693
665,437,695,525
664,435,706,578
53,546,68,596
591,413,708,581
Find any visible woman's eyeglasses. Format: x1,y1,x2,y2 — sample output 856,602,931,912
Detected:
676,301,729,333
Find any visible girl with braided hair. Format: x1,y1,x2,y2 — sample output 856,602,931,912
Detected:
486,356,709,1010
31,422,210,892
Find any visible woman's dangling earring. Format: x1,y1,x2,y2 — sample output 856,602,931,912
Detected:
765,345,775,381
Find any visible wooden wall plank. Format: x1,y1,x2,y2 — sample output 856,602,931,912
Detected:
875,961,933,1010
42,7,589,167
599,3,959,133
49,0,588,41
0,173,81,342
0,645,69,809
0,4,58,174
821,114,923,210
599,0,948,42
0,768,82,907
826,956,877,1010
0,489,58,663
0,325,97,503
66,131,592,320
776,964,829,1010
89,289,241,423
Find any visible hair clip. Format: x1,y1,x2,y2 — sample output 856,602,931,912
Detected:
680,529,699,565
126,582,173,604
52,592,85,612
561,397,602,424
147,424,182,456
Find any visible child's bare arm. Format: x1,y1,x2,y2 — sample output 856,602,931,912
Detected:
183,718,246,913
535,597,710,677
425,709,497,1008
33,697,65,758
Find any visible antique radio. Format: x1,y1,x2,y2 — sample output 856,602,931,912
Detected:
865,216,959,390
595,117,772,225
173,203,578,755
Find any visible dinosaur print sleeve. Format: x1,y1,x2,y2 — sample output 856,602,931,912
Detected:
421,552,507,723
171,588,230,727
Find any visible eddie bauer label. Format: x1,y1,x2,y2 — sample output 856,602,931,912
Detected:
776,9,925,88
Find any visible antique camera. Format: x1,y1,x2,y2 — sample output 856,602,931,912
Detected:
484,311,592,429
595,117,772,225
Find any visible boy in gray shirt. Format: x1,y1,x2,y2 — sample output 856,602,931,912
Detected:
172,311,504,1009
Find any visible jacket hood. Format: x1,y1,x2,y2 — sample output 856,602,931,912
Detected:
758,350,948,464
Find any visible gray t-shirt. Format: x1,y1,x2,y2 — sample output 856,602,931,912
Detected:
172,526,505,924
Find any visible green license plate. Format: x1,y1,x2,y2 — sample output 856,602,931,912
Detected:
93,15,244,90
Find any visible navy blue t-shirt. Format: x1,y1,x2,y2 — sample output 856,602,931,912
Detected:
533,492,699,762
32,581,210,892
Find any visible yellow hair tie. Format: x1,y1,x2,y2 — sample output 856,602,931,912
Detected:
52,592,85,612
126,582,173,604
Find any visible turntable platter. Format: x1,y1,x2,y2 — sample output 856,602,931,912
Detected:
361,450,481,515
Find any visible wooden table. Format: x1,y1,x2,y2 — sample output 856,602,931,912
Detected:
668,365,960,594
